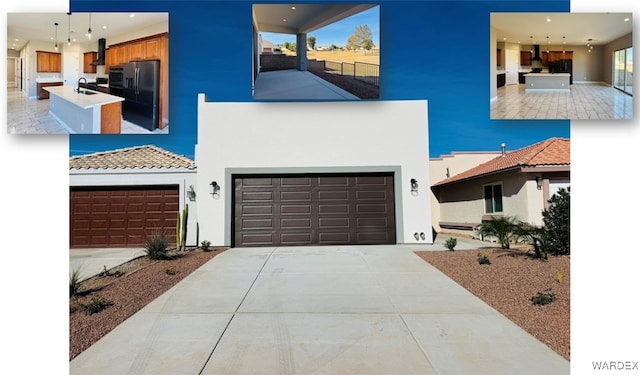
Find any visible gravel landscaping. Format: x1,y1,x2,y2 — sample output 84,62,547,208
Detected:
69,248,226,360
415,248,570,360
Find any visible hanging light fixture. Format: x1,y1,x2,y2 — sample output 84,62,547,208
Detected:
54,22,59,51
67,12,72,46
562,36,565,54
546,36,550,53
86,13,92,39
529,36,534,54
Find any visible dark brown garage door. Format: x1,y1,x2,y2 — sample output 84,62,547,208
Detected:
234,173,396,247
70,185,179,248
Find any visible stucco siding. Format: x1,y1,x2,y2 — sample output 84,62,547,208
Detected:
197,96,431,246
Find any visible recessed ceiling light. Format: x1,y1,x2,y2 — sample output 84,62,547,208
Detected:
103,25,107,29
624,18,630,22
129,14,135,18
283,18,287,22
546,18,551,22
291,6,296,10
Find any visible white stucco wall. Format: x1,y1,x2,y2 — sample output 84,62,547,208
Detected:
197,96,431,246
69,168,199,245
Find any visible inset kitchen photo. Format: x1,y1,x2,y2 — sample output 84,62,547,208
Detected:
7,12,169,134
252,4,380,100
490,12,632,120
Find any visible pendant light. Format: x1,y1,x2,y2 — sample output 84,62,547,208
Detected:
54,22,59,51
562,36,565,54
546,36,549,53
87,13,92,39
67,12,72,46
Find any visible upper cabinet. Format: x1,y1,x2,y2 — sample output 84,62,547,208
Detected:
104,34,167,73
496,49,502,67
37,51,62,73
520,51,531,66
83,52,98,73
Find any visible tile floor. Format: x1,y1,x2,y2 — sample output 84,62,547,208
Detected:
491,82,633,120
5,86,168,134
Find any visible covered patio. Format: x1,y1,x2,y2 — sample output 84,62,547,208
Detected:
252,4,376,99
253,69,359,100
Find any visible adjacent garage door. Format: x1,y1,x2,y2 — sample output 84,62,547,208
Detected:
70,185,179,248
234,173,396,247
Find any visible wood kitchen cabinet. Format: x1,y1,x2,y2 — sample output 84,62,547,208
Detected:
83,52,98,73
520,51,531,66
497,73,506,88
37,81,63,99
37,51,62,73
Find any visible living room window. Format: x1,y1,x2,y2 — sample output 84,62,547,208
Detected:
484,183,503,214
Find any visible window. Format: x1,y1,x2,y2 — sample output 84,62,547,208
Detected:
484,183,503,214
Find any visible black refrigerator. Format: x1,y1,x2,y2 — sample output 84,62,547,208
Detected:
123,60,160,130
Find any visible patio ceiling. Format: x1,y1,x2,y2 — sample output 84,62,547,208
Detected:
253,4,376,34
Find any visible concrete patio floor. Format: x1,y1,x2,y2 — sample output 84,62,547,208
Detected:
253,69,359,100
70,245,569,374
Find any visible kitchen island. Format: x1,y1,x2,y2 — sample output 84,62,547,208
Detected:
44,85,125,134
524,73,571,92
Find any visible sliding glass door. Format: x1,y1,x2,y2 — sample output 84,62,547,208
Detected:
614,47,633,95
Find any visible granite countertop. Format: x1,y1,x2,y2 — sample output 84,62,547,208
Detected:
43,85,124,109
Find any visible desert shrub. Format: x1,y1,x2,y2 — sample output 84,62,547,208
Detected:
144,228,170,260
444,237,457,251
69,266,83,298
200,240,212,251
477,252,491,265
478,216,517,249
531,288,556,306
79,295,111,315
542,187,570,256
165,268,176,275
513,221,547,259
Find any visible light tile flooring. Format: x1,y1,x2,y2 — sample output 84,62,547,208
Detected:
6,86,168,134
491,82,633,120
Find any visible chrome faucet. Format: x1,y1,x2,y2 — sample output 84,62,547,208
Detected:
77,77,87,93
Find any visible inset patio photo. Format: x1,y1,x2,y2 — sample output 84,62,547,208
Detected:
490,12,632,120
252,4,380,100
7,12,169,134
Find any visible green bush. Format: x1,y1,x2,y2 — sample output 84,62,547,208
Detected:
69,266,83,298
444,237,457,251
165,268,176,275
79,295,110,315
478,216,517,249
531,289,556,306
542,187,570,256
477,252,491,265
200,240,212,251
144,228,170,260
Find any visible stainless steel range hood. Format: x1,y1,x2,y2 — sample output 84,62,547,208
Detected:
91,38,106,66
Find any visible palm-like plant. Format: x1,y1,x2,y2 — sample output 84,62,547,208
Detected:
478,216,517,249
513,221,546,259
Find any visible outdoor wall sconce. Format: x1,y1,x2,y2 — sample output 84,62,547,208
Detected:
535,177,543,190
410,178,419,193
187,185,196,201
420,232,426,240
209,181,220,198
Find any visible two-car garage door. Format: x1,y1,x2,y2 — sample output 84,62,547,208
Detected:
70,185,179,248
234,173,396,247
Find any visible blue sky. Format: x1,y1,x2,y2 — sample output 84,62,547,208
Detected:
261,6,380,48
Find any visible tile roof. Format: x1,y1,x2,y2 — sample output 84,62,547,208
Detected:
433,137,570,186
69,145,196,170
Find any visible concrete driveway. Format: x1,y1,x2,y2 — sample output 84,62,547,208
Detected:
70,244,569,374
70,247,146,281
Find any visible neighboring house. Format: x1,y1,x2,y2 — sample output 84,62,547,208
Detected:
430,150,502,233
69,145,197,248
197,96,432,247
431,138,570,237
261,38,280,54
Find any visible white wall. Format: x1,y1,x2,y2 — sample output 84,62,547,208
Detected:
197,96,431,246
69,168,199,245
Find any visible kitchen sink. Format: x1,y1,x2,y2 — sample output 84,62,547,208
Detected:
77,89,98,95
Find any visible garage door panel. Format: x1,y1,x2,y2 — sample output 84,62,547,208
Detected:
70,185,179,248
234,173,395,247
